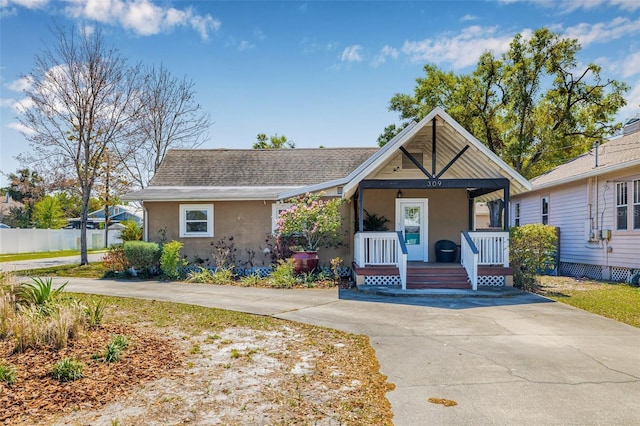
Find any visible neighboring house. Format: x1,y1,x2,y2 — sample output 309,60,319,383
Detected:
123,107,531,290
510,118,640,282
67,204,142,229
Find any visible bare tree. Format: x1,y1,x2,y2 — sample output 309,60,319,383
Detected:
18,25,140,264
121,64,211,188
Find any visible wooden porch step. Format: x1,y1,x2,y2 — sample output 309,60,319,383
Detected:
406,264,470,289
352,262,399,276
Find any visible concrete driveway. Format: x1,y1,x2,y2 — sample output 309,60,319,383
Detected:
0,252,105,272
46,278,640,425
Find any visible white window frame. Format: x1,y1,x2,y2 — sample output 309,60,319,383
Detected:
633,179,640,230
180,204,214,238
272,202,293,235
616,182,628,231
541,196,549,225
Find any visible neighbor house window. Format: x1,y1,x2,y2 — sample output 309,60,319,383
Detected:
514,202,521,226
541,197,549,225
634,179,640,230
180,204,214,237
272,203,293,235
616,182,628,230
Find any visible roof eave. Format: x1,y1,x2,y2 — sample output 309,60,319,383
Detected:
529,159,640,192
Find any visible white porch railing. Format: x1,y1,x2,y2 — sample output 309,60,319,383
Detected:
461,231,479,290
469,231,509,267
354,231,408,289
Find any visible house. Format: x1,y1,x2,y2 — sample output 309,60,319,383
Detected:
66,205,142,229
510,118,640,282
123,107,531,290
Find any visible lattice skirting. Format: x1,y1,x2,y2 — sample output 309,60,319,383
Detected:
559,262,638,283
364,275,401,286
477,275,505,287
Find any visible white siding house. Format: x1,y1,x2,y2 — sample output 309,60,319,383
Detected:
511,119,640,282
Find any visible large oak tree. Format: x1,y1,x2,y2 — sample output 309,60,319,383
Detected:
381,28,629,178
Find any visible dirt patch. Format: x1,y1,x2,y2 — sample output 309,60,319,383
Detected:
2,322,393,425
535,275,617,296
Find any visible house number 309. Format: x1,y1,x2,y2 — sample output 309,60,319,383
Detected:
426,180,442,187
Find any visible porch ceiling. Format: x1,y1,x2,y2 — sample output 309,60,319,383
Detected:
342,108,531,199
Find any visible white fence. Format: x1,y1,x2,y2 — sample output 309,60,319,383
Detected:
0,229,121,254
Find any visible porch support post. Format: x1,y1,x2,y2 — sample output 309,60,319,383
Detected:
432,117,437,175
468,196,474,230
503,180,510,231
358,182,364,232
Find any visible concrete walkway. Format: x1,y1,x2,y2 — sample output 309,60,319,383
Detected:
45,278,640,425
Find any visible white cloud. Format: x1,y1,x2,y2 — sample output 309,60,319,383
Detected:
619,79,640,119
460,14,478,22
372,45,399,67
5,76,32,92
0,98,15,108
559,0,640,13
254,29,265,40
63,0,221,40
7,121,36,135
563,17,640,48
401,25,516,70
238,40,254,51
341,45,363,62
1,0,48,9
608,51,640,78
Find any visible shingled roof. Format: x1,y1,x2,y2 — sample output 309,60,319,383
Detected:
149,148,379,187
530,130,640,190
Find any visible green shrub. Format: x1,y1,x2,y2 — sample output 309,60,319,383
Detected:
119,219,142,242
510,224,558,290
17,277,67,311
50,358,84,382
240,273,262,287
102,335,129,363
84,300,106,328
187,267,234,284
0,363,17,386
160,240,187,280
269,259,296,288
124,241,160,272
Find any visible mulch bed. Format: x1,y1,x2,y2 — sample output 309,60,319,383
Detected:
0,324,182,425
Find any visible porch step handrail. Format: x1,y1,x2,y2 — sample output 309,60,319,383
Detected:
396,231,408,290
461,231,479,290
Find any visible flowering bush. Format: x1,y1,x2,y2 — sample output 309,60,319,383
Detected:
276,193,344,251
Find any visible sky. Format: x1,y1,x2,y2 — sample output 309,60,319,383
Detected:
1,0,640,187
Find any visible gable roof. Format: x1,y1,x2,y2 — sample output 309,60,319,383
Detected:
529,130,640,190
124,148,378,201
339,107,531,198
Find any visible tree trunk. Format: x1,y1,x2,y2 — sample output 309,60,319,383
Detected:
487,199,505,228
80,191,90,265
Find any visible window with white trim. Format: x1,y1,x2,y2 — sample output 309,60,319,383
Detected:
514,202,521,226
541,197,549,225
616,182,628,230
633,179,640,230
272,202,293,235
180,204,214,237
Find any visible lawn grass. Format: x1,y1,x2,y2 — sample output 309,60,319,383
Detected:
536,276,640,328
0,249,105,263
12,263,108,278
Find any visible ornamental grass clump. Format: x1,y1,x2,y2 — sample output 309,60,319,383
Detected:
276,193,345,251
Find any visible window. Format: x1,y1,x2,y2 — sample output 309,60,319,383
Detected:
541,197,549,225
634,180,640,230
272,203,293,235
514,202,521,226
180,204,213,237
616,182,628,230
402,152,423,169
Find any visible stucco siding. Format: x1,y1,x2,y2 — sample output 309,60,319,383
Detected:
362,188,468,261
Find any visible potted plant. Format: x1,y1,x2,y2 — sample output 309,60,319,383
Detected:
276,192,344,274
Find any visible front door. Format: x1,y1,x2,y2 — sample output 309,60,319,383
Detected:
396,199,428,261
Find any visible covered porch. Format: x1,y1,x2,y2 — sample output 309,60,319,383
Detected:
341,108,530,290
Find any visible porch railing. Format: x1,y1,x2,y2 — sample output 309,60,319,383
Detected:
468,231,509,266
461,231,479,290
354,231,408,289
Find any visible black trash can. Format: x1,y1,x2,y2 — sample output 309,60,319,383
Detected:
435,240,458,263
